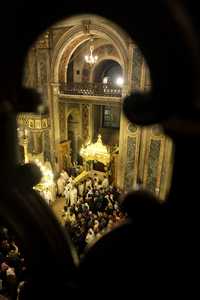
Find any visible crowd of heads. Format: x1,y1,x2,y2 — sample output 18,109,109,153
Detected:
0,226,26,300
62,173,127,256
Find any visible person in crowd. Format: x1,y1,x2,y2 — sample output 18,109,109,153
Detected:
57,175,65,197
85,177,92,190
85,228,95,244
93,178,98,189
69,184,78,206
60,170,69,182
0,226,26,300
78,181,84,197
63,185,70,206
102,175,109,190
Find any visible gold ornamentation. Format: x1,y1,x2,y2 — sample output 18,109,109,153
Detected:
35,120,41,129
29,119,34,128
151,124,162,136
128,122,137,133
80,134,110,165
42,118,48,128
36,32,50,49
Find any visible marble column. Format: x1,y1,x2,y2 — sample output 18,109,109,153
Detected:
117,44,143,191
81,104,90,142
59,101,66,142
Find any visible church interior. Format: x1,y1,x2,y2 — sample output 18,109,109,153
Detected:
14,13,174,252
0,12,178,299
18,14,173,201
1,0,200,297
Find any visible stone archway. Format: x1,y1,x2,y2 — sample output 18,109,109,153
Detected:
92,59,122,83
51,15,130,84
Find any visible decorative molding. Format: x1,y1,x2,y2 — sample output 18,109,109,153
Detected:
132,47,143,91
51,27,73,48
128,122,138,134
23,48,37,88
82,19,91,34
17,114,49,130
58,93,121,106
36,32,50,49
151,124,163,137
58,35,85,82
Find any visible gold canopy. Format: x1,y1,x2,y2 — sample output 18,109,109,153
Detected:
80,134,110,165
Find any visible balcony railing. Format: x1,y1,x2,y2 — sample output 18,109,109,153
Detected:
59,82,122,97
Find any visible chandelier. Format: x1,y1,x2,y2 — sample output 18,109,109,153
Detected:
84,38,98,66
80,134,110,165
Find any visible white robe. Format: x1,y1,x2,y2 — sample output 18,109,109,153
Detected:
60,171,69,181
43,190,52,205
78,183,84,196
57,177,65,195
102,177,109,189
64,187,70,206
69,187,78,206
85,179,92,190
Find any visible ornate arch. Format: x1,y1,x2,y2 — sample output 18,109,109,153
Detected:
66,108,80,122
89,56,122,82
51,15,131,85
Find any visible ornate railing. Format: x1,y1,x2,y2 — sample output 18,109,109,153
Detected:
59,82,122,97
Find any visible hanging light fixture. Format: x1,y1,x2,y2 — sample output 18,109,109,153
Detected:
84,38,98,66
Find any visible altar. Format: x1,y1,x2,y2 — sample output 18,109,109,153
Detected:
80,134,110,170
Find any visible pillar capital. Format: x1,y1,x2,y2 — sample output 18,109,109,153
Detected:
50,82,60,94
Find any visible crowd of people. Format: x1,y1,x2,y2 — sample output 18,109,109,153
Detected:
0,168,127,299
60,173,127,255
0,226,26,300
